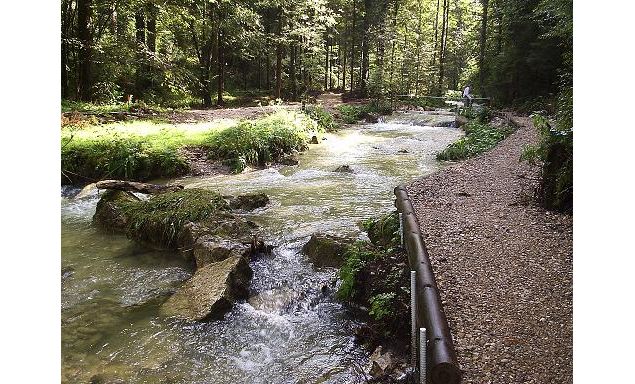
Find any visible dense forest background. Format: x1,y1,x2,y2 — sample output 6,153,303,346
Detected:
61,0,572,110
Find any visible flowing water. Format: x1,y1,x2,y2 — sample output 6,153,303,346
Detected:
61,111,462,384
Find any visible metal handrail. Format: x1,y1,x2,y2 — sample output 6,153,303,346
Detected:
394,185,461,384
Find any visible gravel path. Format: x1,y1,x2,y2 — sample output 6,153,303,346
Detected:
406,116,573,383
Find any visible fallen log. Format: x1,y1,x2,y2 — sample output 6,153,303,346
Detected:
95,180,184,194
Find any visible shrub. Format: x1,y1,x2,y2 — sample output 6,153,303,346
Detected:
336,100,393,124
368,292,397,321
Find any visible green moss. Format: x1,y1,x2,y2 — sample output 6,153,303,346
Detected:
120,189,229,248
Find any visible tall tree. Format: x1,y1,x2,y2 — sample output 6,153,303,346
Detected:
478,0,489,95
77,0,93,101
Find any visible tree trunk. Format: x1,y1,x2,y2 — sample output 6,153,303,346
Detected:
146,3,158,53
360,0,371,96
95,180,184,195
478,0,489,95
431,0,440,68
217,26,225,106
324,32,329,90
77,0,93,101
350,0,357,92
290,42,297,100
275,7,283,99
135,7,146,97
438,0,449,95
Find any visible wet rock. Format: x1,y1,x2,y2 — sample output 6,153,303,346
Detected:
334,165,354,173
302,233,356,268
248,286,297,313
310,135,319,144
92,190,140,233
365,112,380,123
228,192,270,211
75,182,98,199
89,373,126,384
160,255,253,321
397,149,409,154
367,346,395,378
192,237,251,268
280,153,299,165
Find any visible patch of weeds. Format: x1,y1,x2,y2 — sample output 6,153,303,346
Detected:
337,242,380,301
361,211,400,247
368,292,396,321
304,105,338,132
437,120,516,161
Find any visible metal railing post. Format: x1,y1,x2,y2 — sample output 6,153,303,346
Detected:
420,327,427,384
410,270,417,373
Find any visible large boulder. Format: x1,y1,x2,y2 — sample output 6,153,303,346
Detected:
92,190,140,233
160,255,253,321
302,233,356,268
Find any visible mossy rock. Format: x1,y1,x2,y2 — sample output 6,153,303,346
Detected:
303,233,356,268
92,190,140,233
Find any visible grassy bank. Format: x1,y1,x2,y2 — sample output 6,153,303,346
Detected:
61,109,321,184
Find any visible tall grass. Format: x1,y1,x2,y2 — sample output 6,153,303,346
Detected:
207,111,318,173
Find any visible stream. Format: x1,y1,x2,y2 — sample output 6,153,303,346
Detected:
61,111,462,384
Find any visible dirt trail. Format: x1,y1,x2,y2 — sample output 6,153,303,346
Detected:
406,116,573,383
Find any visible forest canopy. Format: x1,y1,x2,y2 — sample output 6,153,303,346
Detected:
62,0,572,109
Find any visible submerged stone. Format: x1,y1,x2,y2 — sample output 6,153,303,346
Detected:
160,255,252,321
334,165,354,173
227,192,270,211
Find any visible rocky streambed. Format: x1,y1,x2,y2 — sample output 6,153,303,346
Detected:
61,111,463,383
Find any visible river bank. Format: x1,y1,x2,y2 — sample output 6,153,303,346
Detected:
406,115,573,383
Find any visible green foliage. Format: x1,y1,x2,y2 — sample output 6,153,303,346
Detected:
121,189,230,248
521,86,572,211
337,242,379,301
437,121,516,161
361,211,400,248
206,111,315,172
368,292,396,321
304,105,338,132
460,106,492,123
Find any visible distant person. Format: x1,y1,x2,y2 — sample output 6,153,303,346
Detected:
462,85,472,108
